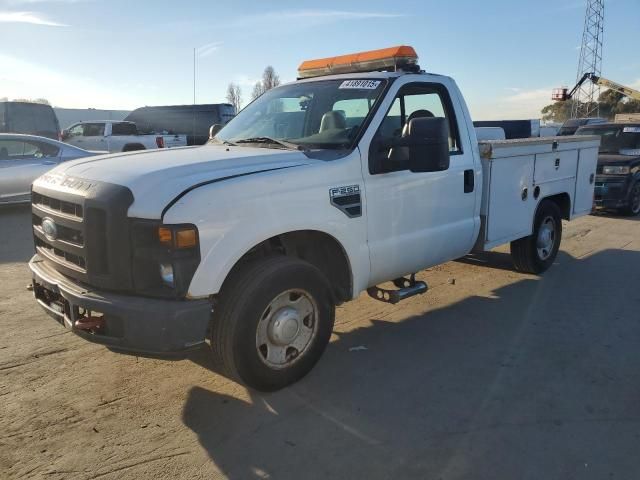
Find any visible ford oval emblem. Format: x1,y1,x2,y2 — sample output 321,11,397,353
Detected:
41,217,58,241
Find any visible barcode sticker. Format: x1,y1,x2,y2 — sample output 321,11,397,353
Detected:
339,80,381,90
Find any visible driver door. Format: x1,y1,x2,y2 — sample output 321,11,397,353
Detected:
362,80,479,286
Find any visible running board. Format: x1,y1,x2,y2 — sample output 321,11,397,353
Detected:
367,275,428,304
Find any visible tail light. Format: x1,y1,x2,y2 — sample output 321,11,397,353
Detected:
156,136,165,148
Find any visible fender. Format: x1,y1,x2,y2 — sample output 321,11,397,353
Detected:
162,151,371,299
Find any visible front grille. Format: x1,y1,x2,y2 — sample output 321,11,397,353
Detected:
32,192,83,219
31,181,135,291
32,193,87,273
34,237,86,270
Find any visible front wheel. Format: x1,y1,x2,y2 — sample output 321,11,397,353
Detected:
510,200,562,274
619,182,640,217
210,256,335,391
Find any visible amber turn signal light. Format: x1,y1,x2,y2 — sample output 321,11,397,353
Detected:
175,228,197,249
158,227,173,247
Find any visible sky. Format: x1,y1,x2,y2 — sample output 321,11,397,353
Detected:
1,0,638,120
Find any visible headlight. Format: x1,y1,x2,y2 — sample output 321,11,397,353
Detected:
602,166,630,175
160,263,174,287
131,221,200,298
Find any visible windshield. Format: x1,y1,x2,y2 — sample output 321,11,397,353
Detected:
577,126,640,154
214,79,387,150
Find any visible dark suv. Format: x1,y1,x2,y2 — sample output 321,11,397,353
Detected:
576,123,640,216
0,101,61,140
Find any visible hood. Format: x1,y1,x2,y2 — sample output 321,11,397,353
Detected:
44,144,315,218
598,153,640,165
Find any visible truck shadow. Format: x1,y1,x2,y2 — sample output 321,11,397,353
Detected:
591,210,640,222
0,204,34,264
455,250,515,272
182,248,640,479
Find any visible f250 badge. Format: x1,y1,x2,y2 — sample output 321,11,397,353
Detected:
329,185,362,218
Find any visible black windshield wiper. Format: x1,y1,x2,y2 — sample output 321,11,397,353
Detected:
234,137,304,151
208,137,237,146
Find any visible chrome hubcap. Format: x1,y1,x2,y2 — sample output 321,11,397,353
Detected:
256,290,317,369
536,216,556,261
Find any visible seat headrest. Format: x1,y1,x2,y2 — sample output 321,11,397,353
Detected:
320,110,346,132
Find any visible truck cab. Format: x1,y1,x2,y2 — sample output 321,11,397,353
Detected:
576,122,640,215
28,46,599,391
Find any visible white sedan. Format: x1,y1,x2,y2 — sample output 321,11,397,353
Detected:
0,133,102,205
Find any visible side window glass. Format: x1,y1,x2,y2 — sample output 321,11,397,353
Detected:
68,124,83,136
82,123,105,137
0,140,50,160
332,98,372,130
0,140,23,160
369,83,461,174
112,122,137,135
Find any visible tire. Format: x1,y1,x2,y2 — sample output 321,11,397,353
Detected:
122,144,145,152
210,256,335,391
510,200,562,274
619,182,640,217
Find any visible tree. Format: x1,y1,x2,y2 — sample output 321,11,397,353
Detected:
261,66,280,91
541,100,575,123
11,98,51,105
251,66,281,100
541,87,640,122
226,83,243,114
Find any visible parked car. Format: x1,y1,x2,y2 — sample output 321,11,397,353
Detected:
558,117,607,136
0,101,61,140
576,123,640,215
0,133,101,205
61,121,187,153
124,104,236,146
28,45,600,391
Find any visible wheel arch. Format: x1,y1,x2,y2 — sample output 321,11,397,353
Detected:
538,192,571,221
122,143,146,152
215,230,354,304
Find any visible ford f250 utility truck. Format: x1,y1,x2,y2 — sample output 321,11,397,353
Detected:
29,46,600,391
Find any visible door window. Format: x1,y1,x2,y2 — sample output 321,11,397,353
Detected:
82,123,105,136
0,139,59,160
111,122,137,135
370,83,461,174
68,124,83,137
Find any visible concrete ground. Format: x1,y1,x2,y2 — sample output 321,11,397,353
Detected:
1,204,639,479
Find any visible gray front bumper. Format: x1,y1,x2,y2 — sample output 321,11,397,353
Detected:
29,255,211,356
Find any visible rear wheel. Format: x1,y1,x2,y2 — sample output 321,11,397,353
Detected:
511,200,562,274
210,256,335,391
620,182,640,216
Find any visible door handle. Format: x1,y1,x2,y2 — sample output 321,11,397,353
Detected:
464,169,474,193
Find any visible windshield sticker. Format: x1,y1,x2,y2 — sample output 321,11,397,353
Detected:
339,80,381,90
623,127,640,133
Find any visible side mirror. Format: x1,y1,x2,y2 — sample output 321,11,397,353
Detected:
405,117,450,173
209,124,223,139
60,130,69,141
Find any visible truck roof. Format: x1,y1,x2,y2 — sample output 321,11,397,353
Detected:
291,70,450,86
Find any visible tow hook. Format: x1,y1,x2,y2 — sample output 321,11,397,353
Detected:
74,316,105,332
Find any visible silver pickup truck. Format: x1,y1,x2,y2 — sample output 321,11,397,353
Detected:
62,120,186,153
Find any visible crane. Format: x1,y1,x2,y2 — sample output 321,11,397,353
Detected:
552,73,640,103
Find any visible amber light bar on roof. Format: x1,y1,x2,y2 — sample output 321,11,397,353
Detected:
297,46,419,79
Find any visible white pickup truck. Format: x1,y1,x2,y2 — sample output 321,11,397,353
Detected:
61,120,186,153
29,46,599,391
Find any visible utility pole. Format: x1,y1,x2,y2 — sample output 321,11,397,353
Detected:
192,47,196,143
572,0,605,119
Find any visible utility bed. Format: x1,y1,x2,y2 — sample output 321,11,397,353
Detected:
477,135,600,250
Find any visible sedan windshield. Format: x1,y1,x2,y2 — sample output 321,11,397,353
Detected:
214,79,387,150
577,126,640,154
